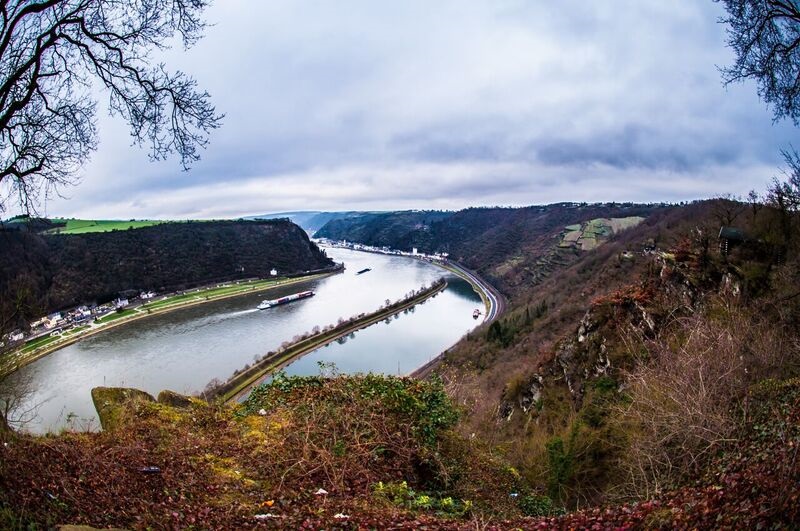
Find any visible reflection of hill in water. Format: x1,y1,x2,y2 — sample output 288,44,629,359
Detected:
447,276,483,302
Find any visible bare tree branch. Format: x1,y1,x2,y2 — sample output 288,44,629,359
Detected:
718,0,800,125
0,0,223,214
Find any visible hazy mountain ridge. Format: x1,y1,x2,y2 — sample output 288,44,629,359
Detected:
247,211,375,233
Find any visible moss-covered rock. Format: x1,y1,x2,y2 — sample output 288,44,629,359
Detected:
91,387,154,431
157,389,195,409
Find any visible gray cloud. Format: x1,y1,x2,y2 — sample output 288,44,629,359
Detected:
15,0,796,219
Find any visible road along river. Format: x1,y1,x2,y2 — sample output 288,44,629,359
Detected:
6,247,484,433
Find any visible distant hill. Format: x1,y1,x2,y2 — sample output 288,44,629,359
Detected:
0,219,333,328
1,216,171,235
246,211,375,233
315,204,667,296
45,218,166,234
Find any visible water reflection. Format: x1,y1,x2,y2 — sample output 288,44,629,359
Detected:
6,248,482,433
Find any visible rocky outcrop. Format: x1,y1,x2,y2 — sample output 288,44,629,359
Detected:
91,387,154,431
157,390,195,409
498,252,718,421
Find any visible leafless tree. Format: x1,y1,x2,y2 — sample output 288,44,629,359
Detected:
770,147,800,211
710,194,746,227
0,369,38,434
718,0,800,125
765,148,800,245
747,189,762,222
0,0,222,213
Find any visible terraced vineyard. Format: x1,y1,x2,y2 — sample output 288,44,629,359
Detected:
559,216,644,250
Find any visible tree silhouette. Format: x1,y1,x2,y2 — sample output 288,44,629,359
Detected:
718,0,800,125
0,0,222,212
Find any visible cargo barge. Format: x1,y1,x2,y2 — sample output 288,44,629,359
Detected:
257,290,314,310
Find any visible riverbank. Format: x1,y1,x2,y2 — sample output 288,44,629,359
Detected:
410,262,506,379
218,279,449,403
317,242,503,323
436,261,506,323
0,268,343,378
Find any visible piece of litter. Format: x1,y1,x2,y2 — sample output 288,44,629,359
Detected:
258,408,267,416
140,466,161,474
510,492,519,498
334,513,349,519
314,488,328,496
254,513,282,520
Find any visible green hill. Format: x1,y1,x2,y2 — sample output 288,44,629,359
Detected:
45,218,166,234
0,219,332,328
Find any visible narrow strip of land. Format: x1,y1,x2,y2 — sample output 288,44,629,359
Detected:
436,261,506,323
410,262,506,379
221,280,449,404
317,242,504,323
0,269,342,378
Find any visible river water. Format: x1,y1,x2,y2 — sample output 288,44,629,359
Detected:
7,247,482,433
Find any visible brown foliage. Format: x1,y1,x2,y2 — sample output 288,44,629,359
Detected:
612,297,800,501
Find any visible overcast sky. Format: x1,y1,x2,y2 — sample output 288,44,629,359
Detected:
33,0,800,219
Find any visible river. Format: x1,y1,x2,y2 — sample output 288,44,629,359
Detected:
6,247,482,433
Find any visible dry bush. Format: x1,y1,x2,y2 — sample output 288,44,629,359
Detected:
237,374,462,493
612,298,799,501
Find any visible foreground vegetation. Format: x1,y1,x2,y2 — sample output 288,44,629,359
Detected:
1,369,798,528
0,375,528,528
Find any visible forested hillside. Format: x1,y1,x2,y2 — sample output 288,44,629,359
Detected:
0,220,332,329
428,197,800,513
278,199,800,518
316,204,667,295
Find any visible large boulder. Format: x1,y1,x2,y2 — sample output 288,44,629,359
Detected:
91,387,155,431
157,389,196,409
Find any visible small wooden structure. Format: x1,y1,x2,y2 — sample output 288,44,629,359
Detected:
719,226,746,256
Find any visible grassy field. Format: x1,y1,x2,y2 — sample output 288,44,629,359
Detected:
18,325,89,354
95,309,138,324
46,219,166,234
139,279,283,311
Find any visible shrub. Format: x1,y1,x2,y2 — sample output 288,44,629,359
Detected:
517,493,556,517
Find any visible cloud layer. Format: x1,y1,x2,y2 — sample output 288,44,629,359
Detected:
33,0,799,218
